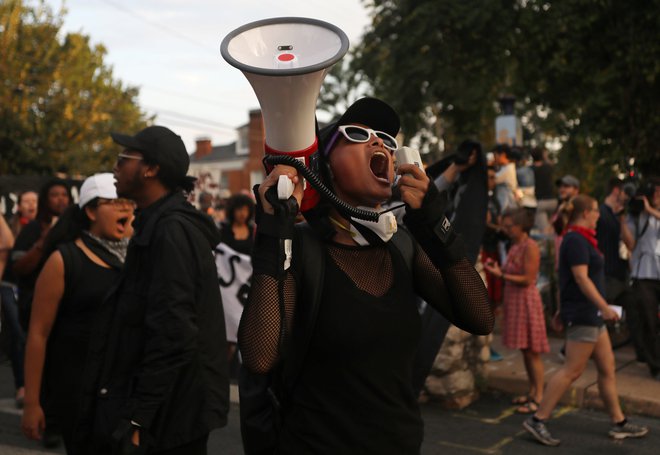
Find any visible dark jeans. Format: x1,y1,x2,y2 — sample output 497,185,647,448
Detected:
628,279,660,375
0,283,26,389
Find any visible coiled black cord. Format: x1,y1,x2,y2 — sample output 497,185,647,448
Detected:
264,154,380,222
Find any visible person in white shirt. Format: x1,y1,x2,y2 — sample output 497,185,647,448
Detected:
493,144,519,211
621,178,660,380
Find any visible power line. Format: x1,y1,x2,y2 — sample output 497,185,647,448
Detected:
153,115,236,138
98,0,213,54
143,106,238,130
143,85,253,110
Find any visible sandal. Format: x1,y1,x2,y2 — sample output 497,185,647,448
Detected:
511,395,530,405
516,399,539,414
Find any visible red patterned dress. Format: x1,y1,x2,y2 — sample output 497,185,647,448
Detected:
502,238,550,353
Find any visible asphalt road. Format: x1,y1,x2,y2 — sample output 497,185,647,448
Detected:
1,362,658,454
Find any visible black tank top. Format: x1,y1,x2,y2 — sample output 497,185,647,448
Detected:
279,241,423,454
43,242,120,412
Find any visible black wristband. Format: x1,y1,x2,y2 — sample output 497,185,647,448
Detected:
251,234,282,277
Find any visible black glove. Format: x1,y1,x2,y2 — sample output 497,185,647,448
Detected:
111,420,147,455
251,185,300,277
252,184,299,239
403,182,465,266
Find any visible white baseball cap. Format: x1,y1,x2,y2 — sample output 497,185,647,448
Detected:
78,173,118,208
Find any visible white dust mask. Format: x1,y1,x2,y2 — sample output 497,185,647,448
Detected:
349,208,398,246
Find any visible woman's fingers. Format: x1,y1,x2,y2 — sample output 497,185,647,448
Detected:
398,170,429,209
258,165,302,214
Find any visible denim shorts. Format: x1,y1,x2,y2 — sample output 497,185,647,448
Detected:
566,324,606,343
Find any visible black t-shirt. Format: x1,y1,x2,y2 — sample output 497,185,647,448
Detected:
219,222,254,256
559,231,604,326
596,204,627,281
533,163,555,200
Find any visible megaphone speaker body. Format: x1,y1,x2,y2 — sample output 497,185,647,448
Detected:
221,17,349,211
244,71,325,153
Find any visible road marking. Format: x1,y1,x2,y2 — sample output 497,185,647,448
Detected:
453,406,518,425
487,431,527,452
553,405,576,418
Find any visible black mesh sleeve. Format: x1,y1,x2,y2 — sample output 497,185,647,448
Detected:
238,269,297,374
413,242,494,335
238,188,299,374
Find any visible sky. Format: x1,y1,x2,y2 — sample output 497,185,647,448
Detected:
44,0,371,154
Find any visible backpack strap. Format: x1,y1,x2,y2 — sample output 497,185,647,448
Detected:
391,225,415,273
280,223,325,393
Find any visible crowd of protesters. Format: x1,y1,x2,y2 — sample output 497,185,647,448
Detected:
0,115,657,453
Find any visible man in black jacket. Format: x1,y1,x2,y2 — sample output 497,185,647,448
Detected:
77,126,228,455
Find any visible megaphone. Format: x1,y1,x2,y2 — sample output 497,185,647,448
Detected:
221,17,349,212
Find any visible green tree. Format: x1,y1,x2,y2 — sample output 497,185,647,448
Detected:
513,0,660,180
0,0,149,176
346,0,659,182
352,0,519,154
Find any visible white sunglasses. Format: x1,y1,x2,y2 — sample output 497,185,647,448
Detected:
336,125,398,151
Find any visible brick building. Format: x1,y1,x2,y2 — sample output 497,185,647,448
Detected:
188,109,266,202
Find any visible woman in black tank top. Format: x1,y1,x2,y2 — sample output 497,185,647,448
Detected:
21,174,134,453
240,98,494,454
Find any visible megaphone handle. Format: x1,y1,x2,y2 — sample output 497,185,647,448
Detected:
277,175,295,200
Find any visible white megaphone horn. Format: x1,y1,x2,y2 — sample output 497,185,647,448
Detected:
221,17,349,212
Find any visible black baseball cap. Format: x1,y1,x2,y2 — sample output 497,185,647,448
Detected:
111,126,194,189
319,97,400,155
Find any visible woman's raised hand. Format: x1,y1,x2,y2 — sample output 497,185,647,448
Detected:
397,163,430,210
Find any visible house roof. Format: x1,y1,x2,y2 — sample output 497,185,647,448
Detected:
190,141,240,163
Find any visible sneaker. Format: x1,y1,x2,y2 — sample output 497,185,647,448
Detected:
608,421,649,440
523,416,561,446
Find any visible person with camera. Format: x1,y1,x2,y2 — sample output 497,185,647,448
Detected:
621,177,660,380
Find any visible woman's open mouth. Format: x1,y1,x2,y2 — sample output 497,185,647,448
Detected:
117,217,129,232
369,151,390,183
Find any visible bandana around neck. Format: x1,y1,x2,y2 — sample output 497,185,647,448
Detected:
82,231,129,268
566,224,600,253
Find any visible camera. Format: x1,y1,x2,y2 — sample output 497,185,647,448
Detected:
626,180,656,217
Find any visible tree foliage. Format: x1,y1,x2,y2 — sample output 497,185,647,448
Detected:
513,0,660,186
0,0,149,176
340,0,659,185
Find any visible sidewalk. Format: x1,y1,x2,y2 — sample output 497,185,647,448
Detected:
485,335,660,418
